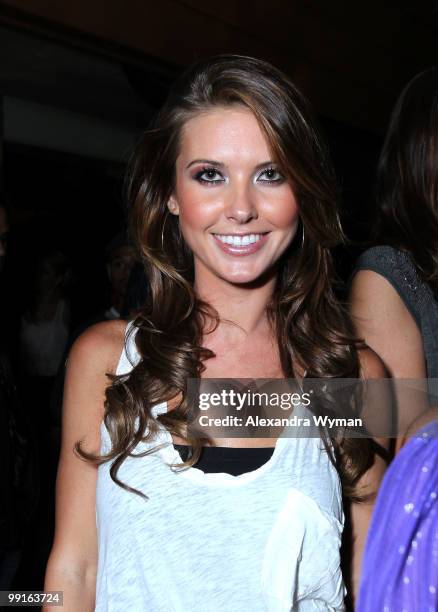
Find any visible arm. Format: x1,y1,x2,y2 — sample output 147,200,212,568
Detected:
401,405,438,445
350,270,429,446
345,348,389,608
43,320,126,611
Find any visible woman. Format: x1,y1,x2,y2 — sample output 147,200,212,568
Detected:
20,249,71,381
44,55,386,611
357,417,438,612
350,68,438,437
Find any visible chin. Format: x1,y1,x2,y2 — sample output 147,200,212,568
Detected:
225,275,259,285
217,265,272,286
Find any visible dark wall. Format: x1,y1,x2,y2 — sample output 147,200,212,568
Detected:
4,143,126,327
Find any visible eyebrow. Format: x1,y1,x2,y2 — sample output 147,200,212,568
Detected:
186,159,225,169
185,159,276,170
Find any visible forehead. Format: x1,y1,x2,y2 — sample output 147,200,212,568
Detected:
178,106,272,160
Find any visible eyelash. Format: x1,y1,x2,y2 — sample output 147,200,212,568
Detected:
195,167,224,185
194,166,283,185
260,167,283,183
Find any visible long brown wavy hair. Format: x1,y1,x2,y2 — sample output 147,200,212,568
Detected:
375,66,438,298
76,55,374,501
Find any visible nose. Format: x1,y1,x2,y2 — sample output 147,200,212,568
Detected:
224,183,258,224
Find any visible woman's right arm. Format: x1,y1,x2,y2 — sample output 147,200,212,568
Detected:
43,320,126,611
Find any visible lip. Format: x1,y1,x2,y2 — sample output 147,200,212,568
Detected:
212,233,270,256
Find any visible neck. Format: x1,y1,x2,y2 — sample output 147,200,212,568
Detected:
194,266,277,337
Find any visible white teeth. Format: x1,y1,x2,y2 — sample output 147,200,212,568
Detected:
215,234,264,246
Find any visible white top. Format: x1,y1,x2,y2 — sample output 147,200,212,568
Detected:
95,324,346,611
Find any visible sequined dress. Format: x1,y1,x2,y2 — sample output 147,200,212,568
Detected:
357,420,438,611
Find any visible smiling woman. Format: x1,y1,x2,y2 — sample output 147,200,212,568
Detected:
167,107,300,285
44,55,387,612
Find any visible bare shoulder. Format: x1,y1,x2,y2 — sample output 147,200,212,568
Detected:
357,346,388,379
67,319,128,377
350,269,425,378
350,269,406,316
61,318,128,451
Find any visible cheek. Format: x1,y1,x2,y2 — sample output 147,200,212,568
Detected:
175,183,219,231
263,189,300,228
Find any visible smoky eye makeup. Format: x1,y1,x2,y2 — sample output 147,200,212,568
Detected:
256,166,285,184
189,162,286,186
193,166,226,185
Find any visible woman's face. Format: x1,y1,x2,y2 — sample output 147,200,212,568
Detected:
168,106,300,285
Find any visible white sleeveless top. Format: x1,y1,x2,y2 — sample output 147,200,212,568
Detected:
95,325,346,611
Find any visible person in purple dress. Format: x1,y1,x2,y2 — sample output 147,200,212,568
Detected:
357,418,438,611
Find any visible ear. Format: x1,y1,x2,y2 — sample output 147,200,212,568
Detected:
167,195,180,216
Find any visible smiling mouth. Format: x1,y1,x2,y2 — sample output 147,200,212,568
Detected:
212,233,269,247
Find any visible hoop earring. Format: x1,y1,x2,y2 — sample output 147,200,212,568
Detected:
161,212,169,250
301,224,305,249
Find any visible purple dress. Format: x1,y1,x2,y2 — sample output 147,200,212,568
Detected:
357,420,438,612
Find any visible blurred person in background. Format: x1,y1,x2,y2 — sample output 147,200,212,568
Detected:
120,261,150,319
350,67,438,611
104,234,136,321
69,233,136,341
18,248,73,456
19,249,72,385
0,203,15,343
350,67,438,441
0,204,39,589
16,248,72,589
49,235,136,441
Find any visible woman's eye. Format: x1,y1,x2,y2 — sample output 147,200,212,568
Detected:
258,168,283,183
195,168,224,184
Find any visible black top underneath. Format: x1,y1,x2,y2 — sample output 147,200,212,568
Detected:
173,444,275,477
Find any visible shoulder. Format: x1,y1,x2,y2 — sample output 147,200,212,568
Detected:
349,274,427,379
354,245,404,274
351,246,403,302
353,246,422,304
350,266,408,317
61,319,128,449
67,319,128,378
350,249,422,330
357,347,388,379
